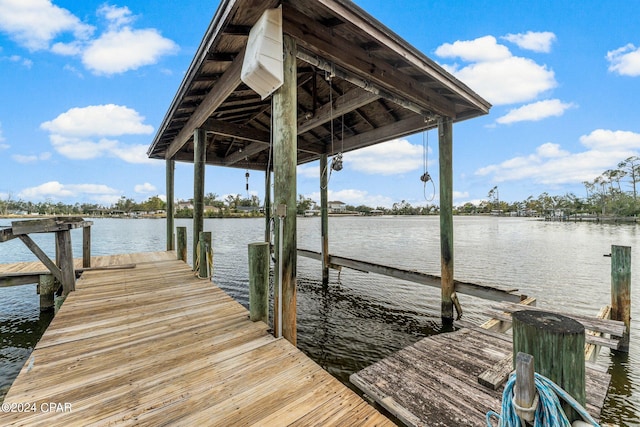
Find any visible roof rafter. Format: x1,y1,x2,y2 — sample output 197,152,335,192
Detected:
165,48,245,160
298,87,378,134
282,5,456,118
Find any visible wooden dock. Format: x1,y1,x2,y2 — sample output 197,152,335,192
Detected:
0,251,393,426
350,326,612,426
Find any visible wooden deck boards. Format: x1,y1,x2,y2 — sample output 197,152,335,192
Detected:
351,327,611,427
1,251,392,426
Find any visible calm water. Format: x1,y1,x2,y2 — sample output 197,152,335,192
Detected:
1,216,638,425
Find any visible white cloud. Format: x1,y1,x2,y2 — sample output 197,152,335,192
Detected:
41,104,153,137
2,54,33,68
476,129,640,185
0,2,176,75
0,0,94,51
435,35,511,62
18,181,120,201
502,31,556,53
48,135,118,160
435,35,557,105
134,182,157,193
496,99,575,124
41,104,156,164
579,129,640,151
345,139,425,175
607,44,640,77
297,164,319,179
82,27,178,75
11,152,51,163
453,191,469,202
51,41,83,56
98,4,135,30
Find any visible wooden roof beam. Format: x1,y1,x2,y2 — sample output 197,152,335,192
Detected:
224,142,267,166
340,114,436,154
165,49,245,159
298,87,378,135
283,5,456,118
201,118,270,144
313,0,490,113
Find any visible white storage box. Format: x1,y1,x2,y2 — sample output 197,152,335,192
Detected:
241,7,284,100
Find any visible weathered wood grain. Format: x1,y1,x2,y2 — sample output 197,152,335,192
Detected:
1,251,391,426
351,327,611,426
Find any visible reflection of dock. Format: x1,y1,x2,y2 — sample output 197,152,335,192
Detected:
1,252,392,426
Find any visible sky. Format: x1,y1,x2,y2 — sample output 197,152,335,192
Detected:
1,0,639,209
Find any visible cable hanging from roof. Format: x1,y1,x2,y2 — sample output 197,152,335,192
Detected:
321,70,344,190
421,127,435,202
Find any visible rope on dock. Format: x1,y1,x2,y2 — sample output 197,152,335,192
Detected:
194,242,213,279
486,372,599,427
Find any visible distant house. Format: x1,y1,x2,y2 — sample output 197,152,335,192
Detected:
177,201,194,210
328,201,346,213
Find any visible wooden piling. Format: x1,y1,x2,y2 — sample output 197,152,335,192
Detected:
264,169,271,245
514,352,536,424
611,245,631,351
193,128,206,271
320,153,329,286
166,158,175,251
272,34,298,345
438,117,454,324
82,225,91,268
248,242,269,323
39,274,55,312
198,231,212,279
512,310,585,423
56,230,75,295
176,227,187,262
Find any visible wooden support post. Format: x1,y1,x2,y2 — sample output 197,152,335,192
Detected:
264,169,271,244
82,225,91,268
611,245,631,351
273,34,298,345
193,128,206,270
176,226,188,262
39,274,56,312
198,231,212,279
514,352,536,424
56,230,75,295
320,153,329,286
438,117,454,325
248,242,269,323
166,158,175,251
513,310,585,423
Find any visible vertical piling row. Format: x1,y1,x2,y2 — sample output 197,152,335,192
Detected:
611,245,631,351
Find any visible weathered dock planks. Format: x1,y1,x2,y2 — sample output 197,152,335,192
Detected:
1,251,393,426
351,327,611,426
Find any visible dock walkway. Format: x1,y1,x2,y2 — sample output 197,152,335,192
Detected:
1,251,392,426
351,326,611,426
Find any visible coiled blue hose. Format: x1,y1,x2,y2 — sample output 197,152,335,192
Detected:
486,372,600,427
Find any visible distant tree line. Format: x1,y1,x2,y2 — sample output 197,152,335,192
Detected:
0,194,167,216
2,157,638,218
